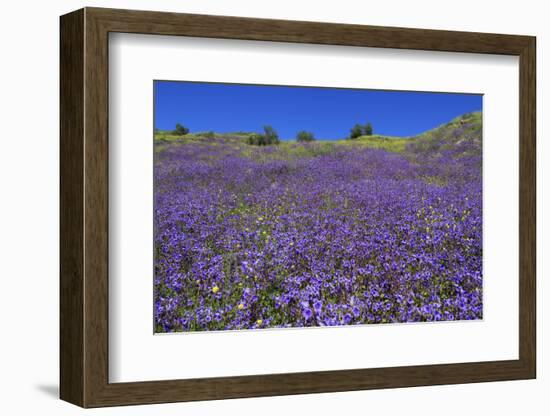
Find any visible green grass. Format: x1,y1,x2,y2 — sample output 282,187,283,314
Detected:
238,141,333,161
154,133,412,156
335,135,410,153
154,111,482,158
406,111,482,154
155,132,211,142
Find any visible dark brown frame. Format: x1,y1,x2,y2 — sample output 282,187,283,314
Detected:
60,7,536,408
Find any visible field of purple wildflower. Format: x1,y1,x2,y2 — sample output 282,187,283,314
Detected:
154,113,482,333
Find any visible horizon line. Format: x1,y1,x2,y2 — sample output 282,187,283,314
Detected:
154,110,482,141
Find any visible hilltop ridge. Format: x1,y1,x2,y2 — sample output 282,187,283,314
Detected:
406,112,482,155
154,112,482,157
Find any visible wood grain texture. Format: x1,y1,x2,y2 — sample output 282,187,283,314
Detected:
59,8,84,407
83,10,110,406
59,7,537,408
518,38,536,376
88,7,532,54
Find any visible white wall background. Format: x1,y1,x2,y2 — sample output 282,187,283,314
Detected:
0,0,545,414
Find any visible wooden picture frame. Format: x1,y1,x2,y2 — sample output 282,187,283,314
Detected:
60,7,536,408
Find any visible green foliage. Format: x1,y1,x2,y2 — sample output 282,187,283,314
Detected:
246,126,280,146
155,111,481,159
349,124,363,139
247,133,264,146
296,130,315,142
173,123,189,136
364,122,373,136
349,121,373,138
263,125,280,145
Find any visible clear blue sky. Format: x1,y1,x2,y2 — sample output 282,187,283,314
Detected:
154,81,482,140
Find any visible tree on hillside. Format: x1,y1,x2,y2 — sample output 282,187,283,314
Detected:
364,122,373,136
349,124,363,139
173,123,189,136
245,126,281,146
263,125,280,145
296,131,315,142
247,133,262,146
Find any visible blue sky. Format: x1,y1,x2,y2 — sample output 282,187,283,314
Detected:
154,81,482,140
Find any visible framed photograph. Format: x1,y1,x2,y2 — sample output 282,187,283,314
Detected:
60,7,536,408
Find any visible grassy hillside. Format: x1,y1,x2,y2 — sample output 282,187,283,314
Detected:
407,112,482,155
338,111,482,154
337,135,410,152
154,111,482,157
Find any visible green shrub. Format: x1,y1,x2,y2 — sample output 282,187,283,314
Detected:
296,131,315,142
247,127,278,145
364,122,373,136
349,124,363,139
263,125,279,145
173,123,189,136
245,126,281,146
247,133,264,146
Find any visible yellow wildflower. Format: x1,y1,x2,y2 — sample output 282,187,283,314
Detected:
212,286,219,294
